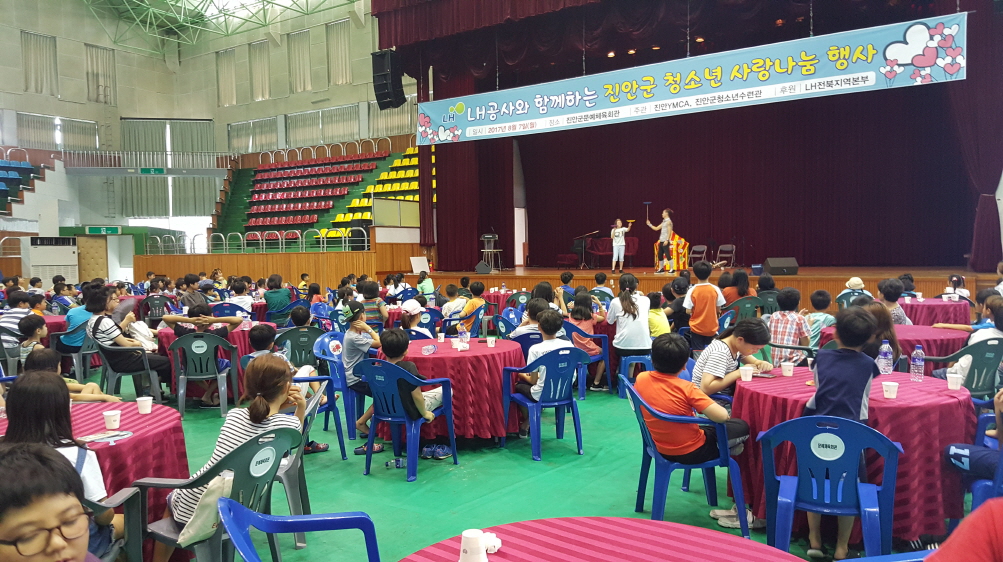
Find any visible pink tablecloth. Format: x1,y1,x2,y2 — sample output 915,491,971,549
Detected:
377,339,525,439
155,322,274,398
252,301,268,321
0,402,189,562
820,325,968,375
40,315,66,346
385,307,402,329
402,517,801,561
899,298,971,326
733,368,975,541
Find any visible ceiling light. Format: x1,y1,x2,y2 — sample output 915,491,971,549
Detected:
607,51,615,58
627,49,636,55
776,19,785,26
694,36,705,43
651,45,661,50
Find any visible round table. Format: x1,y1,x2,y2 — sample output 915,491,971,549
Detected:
155,321,274,398
401,517,801,561
820,325,969,376
385,306,402,329
733,367,975,541
898,298,971,326
0,402,189,561
40,314,67,346
377,339,525,439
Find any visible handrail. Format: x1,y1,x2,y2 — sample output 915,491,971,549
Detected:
345,226,369,251
161,234,176,254
345,140,360,156
208,233,225,253
225,232,244,254
315,145,329,158
176,234,188,255
146,235,162,255
4,148,30,163
61,150,235,169
331,143,344,157
0,237,21,258
263,230,282,252
302,228,321,252
376,137,393,152
360,138,376,153
408,134,416,148
190,234,205,254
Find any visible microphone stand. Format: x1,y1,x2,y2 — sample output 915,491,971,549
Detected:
574,230,599,269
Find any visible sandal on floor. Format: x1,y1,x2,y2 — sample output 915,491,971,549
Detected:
303,440,330,454
806,546,828,559
353,443,384,455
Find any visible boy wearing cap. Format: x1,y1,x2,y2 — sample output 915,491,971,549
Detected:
341,300,385,452
837,277,873,299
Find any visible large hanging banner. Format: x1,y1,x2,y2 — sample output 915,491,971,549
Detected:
417,13,967,144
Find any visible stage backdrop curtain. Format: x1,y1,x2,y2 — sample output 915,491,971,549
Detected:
936,0,1003,270
477,138,515,267
518,85,972,268
119,120,169,218
170,120,218,217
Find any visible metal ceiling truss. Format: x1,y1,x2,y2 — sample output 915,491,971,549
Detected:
80,0,353,55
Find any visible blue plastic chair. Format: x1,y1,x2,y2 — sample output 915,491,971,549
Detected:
310,302,335,331
357,359,457,482
396,288,418,302
211,302,246,318
441,306,485,337
501,307,521,327
218,498,381,562
414,308,443,337
312,332,365,440
493,315,516,339
405,329,432,340
512,332,543,357
621,375,750,537
563,320,611,398
718,309,736,334
266,299,310,328
617,355,653,399
292,374,346,461
851,552,933,561
758,416,903,556
501,347,590,461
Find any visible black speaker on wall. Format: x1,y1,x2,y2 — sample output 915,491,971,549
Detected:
762,257,799,276
372,50,407,110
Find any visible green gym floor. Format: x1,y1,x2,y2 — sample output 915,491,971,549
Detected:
168,387,823,561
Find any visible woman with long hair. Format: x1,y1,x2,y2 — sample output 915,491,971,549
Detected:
519,281,568,324
863,301,904,362
605,274,651,373
2,371,125,557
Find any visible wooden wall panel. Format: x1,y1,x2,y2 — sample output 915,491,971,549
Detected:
374,243,425,274
0,257,22,278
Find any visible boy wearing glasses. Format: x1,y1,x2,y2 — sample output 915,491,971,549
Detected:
0,442,96,562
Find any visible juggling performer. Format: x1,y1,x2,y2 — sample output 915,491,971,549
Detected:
647,208,679,274
610,218,633,274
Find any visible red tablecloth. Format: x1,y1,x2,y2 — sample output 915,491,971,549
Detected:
733,368,975,541
252,301,268,321
385,307,402,328
402,517,801,561
377,339,525,439
41,315,66,346
898,298,971,326
155,322,274,398
820,325,968,376
0,402,189,562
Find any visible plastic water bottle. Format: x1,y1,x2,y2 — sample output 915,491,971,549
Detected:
385,458,406,469
876,340,894,375
910,345,925,382
501,282,507,292
457,322,470,344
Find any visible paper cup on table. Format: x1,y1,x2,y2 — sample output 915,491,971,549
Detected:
781,362,794,377
437,333,445,343
947,374,964,390
882,381,899,399
136,397,153,414
950,294,960,302
941,295,950,302
103,410,121,430
915,292,923,299
487,337,496,348
904,296,911,303
458,529,488,562
739,366,754,382
806,358,814,370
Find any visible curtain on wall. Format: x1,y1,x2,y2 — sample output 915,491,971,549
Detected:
228,121,253,153
326,20,352,85
320,104,360,143
119,120,169,217
61,119,99,150
216,49,237,107
286,111,322,148
170,120,218,217
85,44,116,105
16,113,57,150
368,96,417,138
22,32,58,96
249,40,270,101
287,30,312,93
251,117,279,152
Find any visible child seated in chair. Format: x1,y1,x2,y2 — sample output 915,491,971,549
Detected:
340,301,384,454
692,319,773,401
246,323,326,404
162,303,243,409
23,346,121,403
445,281,486,335
226,279,254,313
440,284,467,319
802,306,879,560
28,294,49,317
510,298,549,339
400,299,432,338
634,333,751,527
767,287,813,366
380,328,451,460
52,282,78,310
806,290,836,348
568,292,607,391
514,310,574,436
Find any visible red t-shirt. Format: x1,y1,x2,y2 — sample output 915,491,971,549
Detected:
928,497,1003,561
634,370,715,456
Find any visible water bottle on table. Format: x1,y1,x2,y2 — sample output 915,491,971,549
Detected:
502,282,507,292
910,345,924,382
877,340,894,375
385,458,406,469
458,322,470,344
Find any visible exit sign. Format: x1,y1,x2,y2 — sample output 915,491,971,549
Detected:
85,226,121,235
140,168,165,175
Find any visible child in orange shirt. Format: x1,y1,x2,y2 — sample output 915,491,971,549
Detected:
568,291,607,391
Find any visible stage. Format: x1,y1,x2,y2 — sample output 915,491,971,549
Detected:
384,266,995,314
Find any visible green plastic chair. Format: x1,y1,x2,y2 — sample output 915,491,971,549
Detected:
770,342,818,360
274,326,326,369
134,427,303,562
138,295,172,328
589,289,613,307
506,291,532,308
94,341,165,401
758,290,779,315
166,332,237,419
836,290,866,310
821,340,838,350
82,487,144,562
0,325,21,377
723,296,763,322
54,300,71,315
49,323,99,383
927,338,1003,408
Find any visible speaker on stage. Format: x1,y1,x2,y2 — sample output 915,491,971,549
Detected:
762,257,799,276
474,261,492,274
372,50,406,110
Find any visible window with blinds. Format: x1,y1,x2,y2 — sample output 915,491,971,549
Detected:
16,113,98,151
228,117,279,154
368,95,417,138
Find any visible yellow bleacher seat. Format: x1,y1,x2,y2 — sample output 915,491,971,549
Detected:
410,157,418,166
374,184,383,192
348,198,359,207
414,194,419,201
352,212,362,220
433,194,437,203
391,182,400,191
363,212,372,220
405,195,414,201
432,179,437,188
327,229,342,238
378,172,388,180
333,213,344,222
410,181,418,190
431,145,435,152
314,228,328,239
404,169,414,178
432,167,436,176
397,196,405,200
363,198,371,206
413,170,420,178
391,159,402,167
431,155,435,163
364,185,374,193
